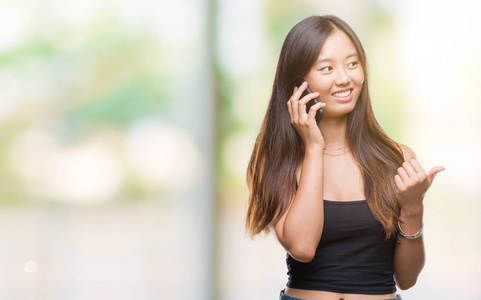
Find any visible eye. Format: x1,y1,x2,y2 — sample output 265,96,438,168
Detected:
320,66,333,72
348,61,358,68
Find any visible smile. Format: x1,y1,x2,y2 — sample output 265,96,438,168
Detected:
332,89,352,98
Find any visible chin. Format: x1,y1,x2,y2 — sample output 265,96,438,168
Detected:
325,104,357,118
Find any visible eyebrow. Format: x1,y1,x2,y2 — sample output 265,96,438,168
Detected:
316,53,359,65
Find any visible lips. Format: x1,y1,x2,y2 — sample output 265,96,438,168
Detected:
332,89,352,98
331,88,354,103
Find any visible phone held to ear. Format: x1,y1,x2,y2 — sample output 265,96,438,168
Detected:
300,82,324,123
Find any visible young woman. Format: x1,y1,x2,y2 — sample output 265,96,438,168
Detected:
245,15,444,300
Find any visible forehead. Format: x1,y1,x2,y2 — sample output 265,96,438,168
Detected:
318,29,358,60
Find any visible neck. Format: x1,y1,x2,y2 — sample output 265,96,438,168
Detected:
319,115,349,148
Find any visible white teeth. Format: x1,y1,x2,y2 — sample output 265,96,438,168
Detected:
332,89,352,98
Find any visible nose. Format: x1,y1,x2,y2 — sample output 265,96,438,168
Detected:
335,68,350,86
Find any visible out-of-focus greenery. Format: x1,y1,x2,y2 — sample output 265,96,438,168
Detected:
0,9,172,205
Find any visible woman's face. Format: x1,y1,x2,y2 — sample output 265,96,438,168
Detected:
304,29,364,119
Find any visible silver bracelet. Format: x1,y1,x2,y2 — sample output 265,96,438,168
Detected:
397,221,424,241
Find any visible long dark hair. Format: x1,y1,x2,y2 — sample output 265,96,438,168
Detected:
246,15,405,239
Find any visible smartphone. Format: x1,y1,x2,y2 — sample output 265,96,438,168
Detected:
300,83,324,123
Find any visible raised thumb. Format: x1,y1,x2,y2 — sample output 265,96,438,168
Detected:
427,166,445,184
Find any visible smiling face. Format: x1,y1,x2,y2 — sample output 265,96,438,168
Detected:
304,29,364,119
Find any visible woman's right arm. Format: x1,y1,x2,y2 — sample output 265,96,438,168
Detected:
272,82,326,263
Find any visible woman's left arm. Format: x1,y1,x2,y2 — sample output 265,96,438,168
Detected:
393,144,445,290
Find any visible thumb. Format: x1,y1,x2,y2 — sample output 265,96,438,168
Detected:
427,166,445,185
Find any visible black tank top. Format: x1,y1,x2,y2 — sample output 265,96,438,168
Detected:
286,199,397,294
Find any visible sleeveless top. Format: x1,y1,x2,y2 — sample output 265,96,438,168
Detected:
286,199,397,294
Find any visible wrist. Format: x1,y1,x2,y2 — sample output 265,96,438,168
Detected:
400,203,423,219
305,145,324,155
398,220,424,241
399,205,423,235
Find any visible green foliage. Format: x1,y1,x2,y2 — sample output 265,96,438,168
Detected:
65,75,167,127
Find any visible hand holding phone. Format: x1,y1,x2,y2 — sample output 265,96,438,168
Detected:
300,83,324,123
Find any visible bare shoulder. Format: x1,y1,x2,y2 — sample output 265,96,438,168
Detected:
397,143,416,162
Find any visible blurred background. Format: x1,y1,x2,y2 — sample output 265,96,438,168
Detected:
0,0,479,299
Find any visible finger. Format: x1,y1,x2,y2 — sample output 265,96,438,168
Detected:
397,167,410,183
427,166,445,185
299,91,319,104
306,101,326,121
309,101,326,110
286,99,293,121
297,81,307,96
402,161,417,179
290,91,300,124
291,82,309,123
394,174,403,190
293,81,307,102
299,93,320,121
409,159,426,175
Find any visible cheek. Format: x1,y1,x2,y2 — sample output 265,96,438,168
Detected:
309,78,332,95
353,69,364,83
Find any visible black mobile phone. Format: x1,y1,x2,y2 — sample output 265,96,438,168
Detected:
300,84,324,123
